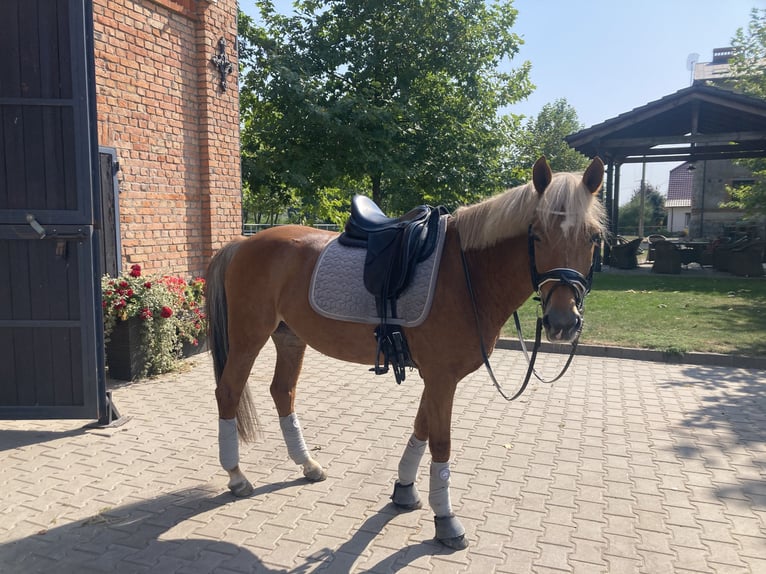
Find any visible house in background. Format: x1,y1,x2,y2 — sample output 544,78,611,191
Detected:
688,158,756,239
665,163,693,234
693,47,736,87
666,159,755,237
687,48,764,239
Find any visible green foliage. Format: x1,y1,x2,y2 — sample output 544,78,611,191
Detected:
729,8,766,99
238,1,532,220
724,8,766,218
505,98,589,186
617,183,666,234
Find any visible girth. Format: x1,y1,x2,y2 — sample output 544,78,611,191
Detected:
339,195,447,383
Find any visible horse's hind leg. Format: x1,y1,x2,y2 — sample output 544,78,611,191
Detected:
270,324,326,482
217,345,261,497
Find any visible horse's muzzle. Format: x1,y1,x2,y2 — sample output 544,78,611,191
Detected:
542,308,582,342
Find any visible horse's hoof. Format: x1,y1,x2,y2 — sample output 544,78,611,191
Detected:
438,534,468,550
229,479,254,497
434,514,468,550
391,481,422,510
303,460,327,482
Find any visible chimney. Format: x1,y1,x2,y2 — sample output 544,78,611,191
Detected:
712,47,733,63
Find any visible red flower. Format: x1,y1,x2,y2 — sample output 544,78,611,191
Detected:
140,308,152,320
119,281,129,289
125,289,134,297
129,264,142,278
160,306,173,318
144,282,152,289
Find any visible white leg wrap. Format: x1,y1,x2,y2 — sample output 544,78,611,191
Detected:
279,413,310,465
429,460,454,517
219,417,239,470
398,434,427,485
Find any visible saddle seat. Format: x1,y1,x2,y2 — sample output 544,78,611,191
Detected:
342,195,434,240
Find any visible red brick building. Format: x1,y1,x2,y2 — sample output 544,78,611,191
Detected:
92,0,240,277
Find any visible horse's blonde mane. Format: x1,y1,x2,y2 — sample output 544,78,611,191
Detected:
454,171,607,250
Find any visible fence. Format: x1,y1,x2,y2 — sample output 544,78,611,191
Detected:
615,225,669,238
242,223,340,236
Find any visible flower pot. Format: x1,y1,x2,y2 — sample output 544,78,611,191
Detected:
105,317,146,380
182,335,208,357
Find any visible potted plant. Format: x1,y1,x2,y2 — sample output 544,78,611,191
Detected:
162,275,208,356
101,264,206,380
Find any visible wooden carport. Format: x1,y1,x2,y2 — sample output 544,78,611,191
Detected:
565,84,766,251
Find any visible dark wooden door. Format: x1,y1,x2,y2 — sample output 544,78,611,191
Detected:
99,147,121,278
0,0,105,419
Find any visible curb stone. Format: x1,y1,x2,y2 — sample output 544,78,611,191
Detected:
496,338,766,370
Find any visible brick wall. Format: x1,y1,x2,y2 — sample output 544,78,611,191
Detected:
689,159,751,239
93,0,241,277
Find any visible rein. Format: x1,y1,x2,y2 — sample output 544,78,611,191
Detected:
459,225,594,402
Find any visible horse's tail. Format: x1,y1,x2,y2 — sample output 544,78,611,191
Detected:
205,240,259,442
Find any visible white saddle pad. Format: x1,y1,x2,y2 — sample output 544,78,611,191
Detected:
309,215,448,327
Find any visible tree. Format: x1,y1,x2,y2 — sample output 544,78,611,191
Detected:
239,11,296,224
238,0,533,219
722,8,766,218
617,183,666,235
729,8,766,99
505,98,589,187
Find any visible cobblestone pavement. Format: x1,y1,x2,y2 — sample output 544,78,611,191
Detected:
1,344,765,573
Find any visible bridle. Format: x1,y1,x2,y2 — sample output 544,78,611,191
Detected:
528,224,594,315
460,223,599,402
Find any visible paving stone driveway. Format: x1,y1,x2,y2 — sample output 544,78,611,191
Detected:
1,344,765,573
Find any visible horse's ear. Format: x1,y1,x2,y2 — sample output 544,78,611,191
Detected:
532,156,552,194
582,156,604,195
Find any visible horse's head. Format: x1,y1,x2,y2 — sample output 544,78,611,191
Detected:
529,156,605,342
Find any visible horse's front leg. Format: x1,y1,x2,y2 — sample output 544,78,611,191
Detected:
391,392,429,510
270,325,326,482
393,382,467,550
424,381,467,550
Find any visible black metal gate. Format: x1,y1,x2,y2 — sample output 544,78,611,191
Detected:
0,0,107,420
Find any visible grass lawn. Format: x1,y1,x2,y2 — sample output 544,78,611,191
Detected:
502,273,766,357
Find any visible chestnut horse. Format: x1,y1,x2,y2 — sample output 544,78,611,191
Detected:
206,157,606,549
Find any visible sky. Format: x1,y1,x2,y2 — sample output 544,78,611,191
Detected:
239,0,762,203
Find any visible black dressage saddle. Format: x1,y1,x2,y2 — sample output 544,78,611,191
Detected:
340,195,444,316
339,195,446,382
